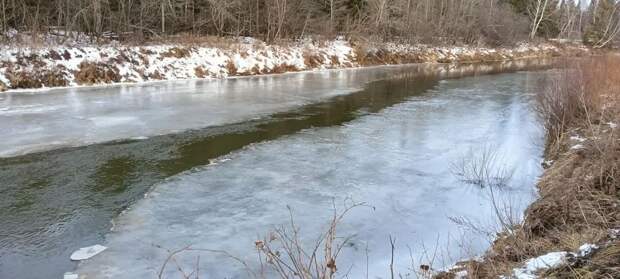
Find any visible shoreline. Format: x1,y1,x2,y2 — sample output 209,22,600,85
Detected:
0,62,422,95
0,39,590,93
0,56,554,95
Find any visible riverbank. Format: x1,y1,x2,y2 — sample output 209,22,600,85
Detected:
438,56,620,278
0,37,589,91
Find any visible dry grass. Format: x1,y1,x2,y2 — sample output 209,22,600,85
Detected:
465,55,620,278
160,47,192,59
302,51,325,68
75,61,121,85
449,144,523,241
267,64,300,74
158,202,366,279
534,59,605,155
451,145,514,190
148,70,164,80
5,66,69,89
351,43,388,66
194,66,208,78
5,70,43,89
253,203,362,279
225,60,238,76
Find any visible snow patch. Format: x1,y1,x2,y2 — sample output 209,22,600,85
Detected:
571,144,585,150
610,228,620,239
577,243,598,257
510,243,599,278
570,135,587,142
513,252,568,279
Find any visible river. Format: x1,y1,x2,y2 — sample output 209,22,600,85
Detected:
0,61,549,278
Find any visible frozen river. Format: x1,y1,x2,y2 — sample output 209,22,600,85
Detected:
0,61,549,278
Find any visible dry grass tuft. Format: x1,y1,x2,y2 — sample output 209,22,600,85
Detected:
40,67,70,87
225,60,238,76
329,55,340,67
75,61,121,85
160,47,192,59
254,202,364,279
194,66,208,78
148,70,164,80
303,51,324,68
267,63,299,74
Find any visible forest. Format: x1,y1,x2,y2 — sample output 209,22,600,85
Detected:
0,0,618,47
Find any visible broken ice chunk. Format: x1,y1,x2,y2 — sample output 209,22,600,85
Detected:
70,244,107,261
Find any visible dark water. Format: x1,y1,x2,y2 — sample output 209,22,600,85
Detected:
0,60,551,278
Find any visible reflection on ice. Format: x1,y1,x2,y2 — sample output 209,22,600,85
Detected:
77,72,544,278
0,67,403,157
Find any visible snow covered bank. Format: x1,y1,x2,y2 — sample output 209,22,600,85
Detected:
0,39,586,91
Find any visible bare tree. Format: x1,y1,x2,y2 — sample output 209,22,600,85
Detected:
530,0,550,39
0,0,614,47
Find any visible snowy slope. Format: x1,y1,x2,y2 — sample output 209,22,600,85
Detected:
0,38,582,91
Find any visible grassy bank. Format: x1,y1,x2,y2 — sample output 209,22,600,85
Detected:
440,55,620,278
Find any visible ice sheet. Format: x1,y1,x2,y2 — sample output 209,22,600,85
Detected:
0,66,412,158
76,72,544,278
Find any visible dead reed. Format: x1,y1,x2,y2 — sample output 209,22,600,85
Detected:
466,55,620,278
